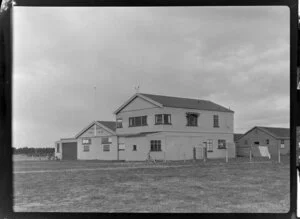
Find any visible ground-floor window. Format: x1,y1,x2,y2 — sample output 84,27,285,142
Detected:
103,145,110,152
207,140,213,152
83,145,90,152
133,145,137,151
218,140,226,149
150,140,161,152
118,144,125,151
280,140,285,148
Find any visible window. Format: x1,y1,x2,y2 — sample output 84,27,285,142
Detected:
83,145,90,152
150,140,161,151
213,115,219,128
118,144,125,151
103,145,110,152
82,138,91,145
218,140,226,149
186,113,199,126
280,140,285,148
101,137,112,144
155,114,171,125
56,143,60,153
244,140,248,145
116,118,123,128
207,140,213,152
129,116,147,127
133,145,137,151
266,139,269,145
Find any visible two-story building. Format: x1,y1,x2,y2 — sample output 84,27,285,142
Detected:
55,93,236,161
114,93,235,161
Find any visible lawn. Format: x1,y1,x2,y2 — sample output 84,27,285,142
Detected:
13,157,290,213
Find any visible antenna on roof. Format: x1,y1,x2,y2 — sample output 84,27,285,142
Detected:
94,86,97,122
134,85,140,93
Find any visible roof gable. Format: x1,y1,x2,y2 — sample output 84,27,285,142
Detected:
75,121,116,139
240,126,290,140
114,93,163,115
139,93,234,113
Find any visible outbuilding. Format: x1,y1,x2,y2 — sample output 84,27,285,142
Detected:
55,121,120,160
236,126,290,158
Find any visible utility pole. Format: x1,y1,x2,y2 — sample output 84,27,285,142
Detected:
94,86,96,122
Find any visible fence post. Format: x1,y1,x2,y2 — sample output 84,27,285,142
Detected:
226,147,228,163
278,144,281,163
193,147,196,161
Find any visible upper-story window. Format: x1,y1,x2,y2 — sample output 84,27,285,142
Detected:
129,116,147,127
266,139,269,145
213,115,219,128
116,118,123,128
186,112,199,127
101,137,112,144
155,114,171,125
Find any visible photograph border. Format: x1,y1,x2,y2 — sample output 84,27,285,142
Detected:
0,0,298,218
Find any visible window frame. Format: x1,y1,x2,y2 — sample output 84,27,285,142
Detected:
207,140,213,152
103,144,110,152
82,138,91,145
128,116,148,127
155,114,171,125
150,140,162,152
213,115,219,128
218,139,226,149
280,140,285,148
116,118,123,128
83,145,90,152
101,137,112,144
186,112,199,127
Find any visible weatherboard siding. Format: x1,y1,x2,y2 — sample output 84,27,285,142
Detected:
123,132,235,161
77,136,118,160
116,101,234,135
236,127,289,157
120,96,160,112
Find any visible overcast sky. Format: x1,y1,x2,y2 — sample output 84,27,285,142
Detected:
13,6,289,148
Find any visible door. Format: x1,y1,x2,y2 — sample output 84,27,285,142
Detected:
195,147,203,159
62,142,77,160
118,143,126,160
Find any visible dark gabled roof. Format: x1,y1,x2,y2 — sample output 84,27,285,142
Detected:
234,134,244,142
139,93,234,113
258,126,289,139
97,121,116,132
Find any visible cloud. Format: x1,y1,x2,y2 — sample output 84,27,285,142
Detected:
13,6,289,147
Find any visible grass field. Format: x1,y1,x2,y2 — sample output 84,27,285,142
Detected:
13,156,290,213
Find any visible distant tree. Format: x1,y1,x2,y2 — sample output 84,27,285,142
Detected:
0,0,12,13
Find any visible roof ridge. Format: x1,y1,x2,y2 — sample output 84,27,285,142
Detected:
258,126,289,129
140,93,209,101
